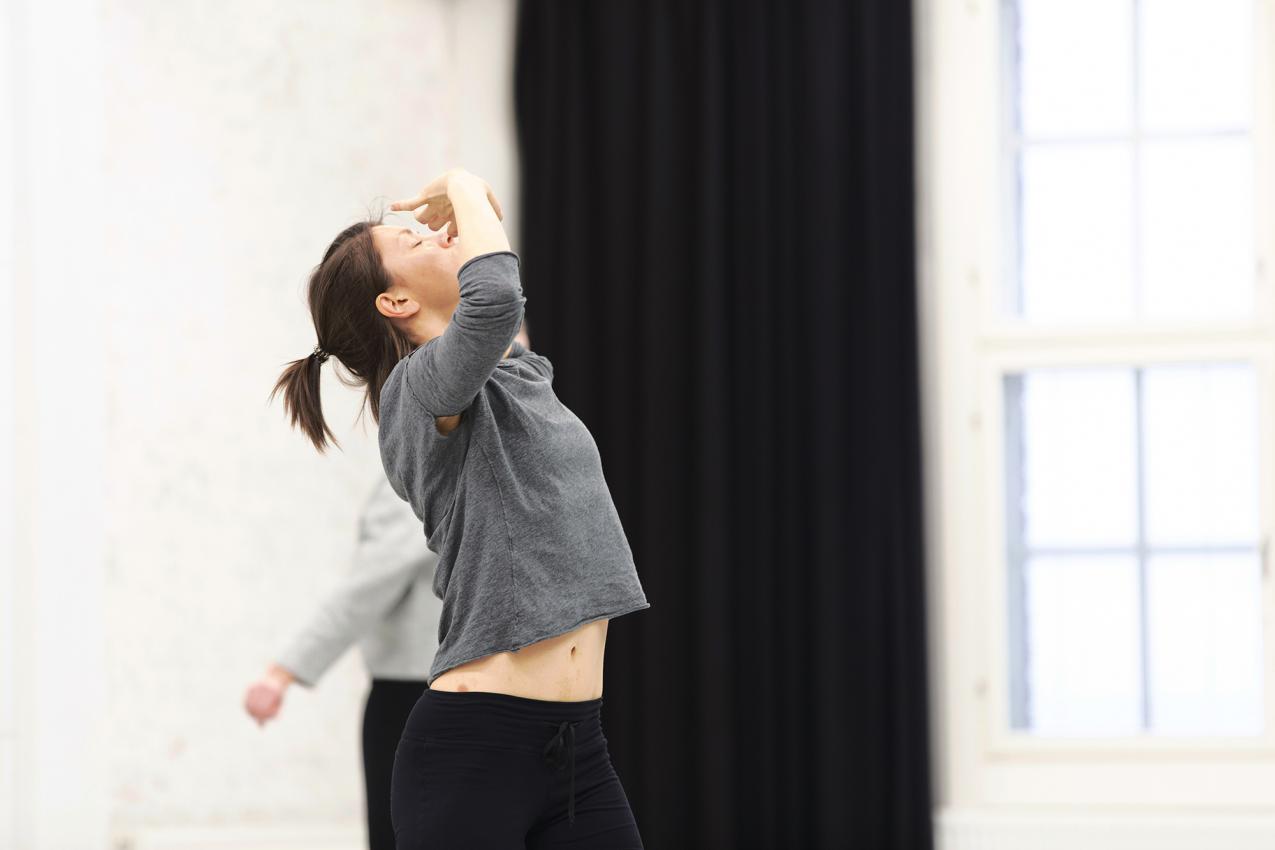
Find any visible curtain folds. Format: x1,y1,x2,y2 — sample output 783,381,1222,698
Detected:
514,1,932,846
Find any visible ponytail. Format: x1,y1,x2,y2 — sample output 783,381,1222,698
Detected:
270,348,339,453
271,219,410,454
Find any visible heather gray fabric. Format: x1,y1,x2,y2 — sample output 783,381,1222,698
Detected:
276,474,441,686
378,250,650,685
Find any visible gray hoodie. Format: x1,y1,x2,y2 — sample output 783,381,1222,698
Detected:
276,474,441,685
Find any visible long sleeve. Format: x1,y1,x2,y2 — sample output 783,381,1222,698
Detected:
276,476,438,687
403,250,526,416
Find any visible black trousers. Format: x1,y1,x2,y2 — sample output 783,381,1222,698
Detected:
390,687,644,849
363,678,430,850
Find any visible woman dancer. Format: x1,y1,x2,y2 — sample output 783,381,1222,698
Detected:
272,167,650,848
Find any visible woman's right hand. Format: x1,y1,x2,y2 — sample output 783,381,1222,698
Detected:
390,168,505,238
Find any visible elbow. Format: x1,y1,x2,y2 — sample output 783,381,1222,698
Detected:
456,252,526,318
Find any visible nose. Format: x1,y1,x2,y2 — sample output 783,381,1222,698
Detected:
435,230,455,248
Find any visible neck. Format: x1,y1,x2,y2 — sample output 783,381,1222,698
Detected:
409,312,449,347
409,315,513,360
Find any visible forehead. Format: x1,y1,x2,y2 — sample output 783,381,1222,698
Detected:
381,212,428,232
371,223,416,245
373,222,416,235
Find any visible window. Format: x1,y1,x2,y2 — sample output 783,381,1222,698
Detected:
999,0,1265,740
920,0,1275,814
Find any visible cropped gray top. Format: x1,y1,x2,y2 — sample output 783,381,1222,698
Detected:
377,250,650,685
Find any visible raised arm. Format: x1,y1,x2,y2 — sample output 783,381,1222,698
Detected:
403,251,524,416
391,171,525,416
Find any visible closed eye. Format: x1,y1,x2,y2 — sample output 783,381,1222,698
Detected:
400,227,423,249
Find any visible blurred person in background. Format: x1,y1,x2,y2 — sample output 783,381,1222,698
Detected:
247,317,535,850
241,470,439,850
272,167,650,848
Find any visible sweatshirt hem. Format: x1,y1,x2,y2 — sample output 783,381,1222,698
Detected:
367,665,435,681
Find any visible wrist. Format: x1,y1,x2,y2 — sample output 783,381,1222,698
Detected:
266,663,295,688
446,172,486,199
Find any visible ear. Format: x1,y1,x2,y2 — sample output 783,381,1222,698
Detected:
375,290,421,321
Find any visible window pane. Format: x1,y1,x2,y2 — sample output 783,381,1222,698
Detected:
1140,0,1253,133
1143,364,1259,546
1006,363,1264,737
1005,0,1256,324
1019,145,1135,321
1016,369,1138,548
1148,553,1263,734
1024,555,1142,735
1016,0,1134,137
1141,138,1254,319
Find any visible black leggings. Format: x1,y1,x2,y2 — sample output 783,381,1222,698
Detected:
390,687,645,849
362,678,430,850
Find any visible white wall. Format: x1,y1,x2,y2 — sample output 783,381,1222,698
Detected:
11,0,110,845
6,0,519,846
0,1,18,846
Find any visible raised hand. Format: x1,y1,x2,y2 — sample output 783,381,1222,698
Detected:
390,168,504,238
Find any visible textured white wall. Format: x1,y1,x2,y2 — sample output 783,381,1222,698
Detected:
8,0,518,845
99,0,446,829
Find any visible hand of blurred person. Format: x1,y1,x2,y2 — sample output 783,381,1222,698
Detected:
389,167,504,239
243,663,296,727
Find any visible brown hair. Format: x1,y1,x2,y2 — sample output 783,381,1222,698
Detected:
271,219,414,453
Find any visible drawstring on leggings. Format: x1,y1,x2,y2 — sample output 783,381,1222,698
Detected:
543,720,579,825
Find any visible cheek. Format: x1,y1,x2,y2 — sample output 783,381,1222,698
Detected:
419,257,458,307
393,252,431,286
381,249,412,282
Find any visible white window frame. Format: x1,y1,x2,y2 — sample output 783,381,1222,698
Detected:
919,0,1275,810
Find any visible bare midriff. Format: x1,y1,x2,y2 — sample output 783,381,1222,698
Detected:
429,618,609,701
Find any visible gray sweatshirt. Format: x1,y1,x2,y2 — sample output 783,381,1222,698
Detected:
378,250,650,685
276,474,441,685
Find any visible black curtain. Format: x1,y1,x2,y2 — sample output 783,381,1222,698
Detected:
514,1,931,847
